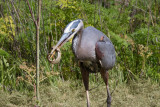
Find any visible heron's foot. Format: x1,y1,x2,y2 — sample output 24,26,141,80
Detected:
107,95,111,107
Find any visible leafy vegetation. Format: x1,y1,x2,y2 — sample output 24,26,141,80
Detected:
0,0,159,105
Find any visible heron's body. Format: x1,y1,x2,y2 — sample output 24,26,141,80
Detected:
50,19,116,107
72,26,116,71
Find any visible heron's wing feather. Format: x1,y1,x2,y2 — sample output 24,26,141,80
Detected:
95,41,116,70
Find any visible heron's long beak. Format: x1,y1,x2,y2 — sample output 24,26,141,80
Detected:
50,32,72,54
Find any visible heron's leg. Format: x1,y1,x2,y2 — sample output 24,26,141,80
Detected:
100,70,111,107
80,62,90,107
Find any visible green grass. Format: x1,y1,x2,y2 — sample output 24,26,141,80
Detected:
0,78,159,107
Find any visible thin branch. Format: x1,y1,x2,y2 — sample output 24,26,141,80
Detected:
10,0,23,27
26,0,37,27
36,0,42,105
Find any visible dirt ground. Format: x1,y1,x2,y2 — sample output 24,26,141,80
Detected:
0,78,160,107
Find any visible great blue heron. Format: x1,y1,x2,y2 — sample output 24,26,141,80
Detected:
48,19,116,107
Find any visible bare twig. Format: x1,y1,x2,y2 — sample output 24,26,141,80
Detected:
10,0,23,27
26,0,37,27
25,0,41,105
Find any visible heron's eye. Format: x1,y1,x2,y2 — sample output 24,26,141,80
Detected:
72,29,75,32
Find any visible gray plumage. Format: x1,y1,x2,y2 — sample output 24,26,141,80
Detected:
72,26,116,72
50,19,116,107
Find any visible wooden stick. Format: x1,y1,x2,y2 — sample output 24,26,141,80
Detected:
36,0,42,106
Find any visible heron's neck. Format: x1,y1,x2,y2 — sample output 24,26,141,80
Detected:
72,28,83,56
77,28,83,47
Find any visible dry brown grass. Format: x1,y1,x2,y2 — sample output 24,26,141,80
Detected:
0,78,159,107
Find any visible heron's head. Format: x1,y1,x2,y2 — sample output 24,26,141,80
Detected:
57,19,83,48
48,19,83,63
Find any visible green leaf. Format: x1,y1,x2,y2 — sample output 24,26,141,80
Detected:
2,56,9,67
0,48,10,58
